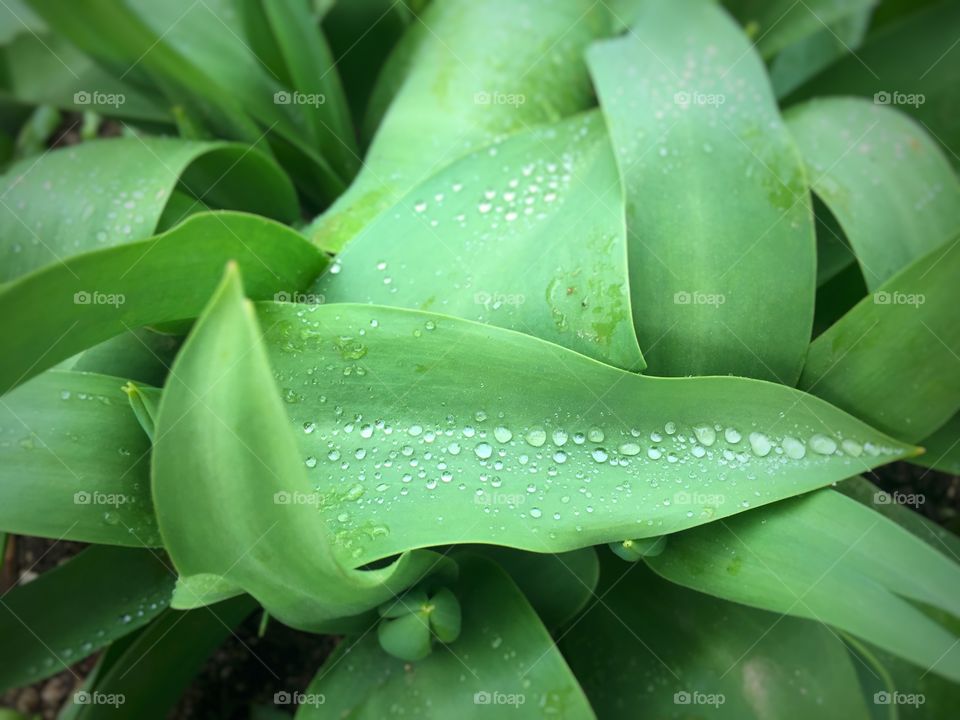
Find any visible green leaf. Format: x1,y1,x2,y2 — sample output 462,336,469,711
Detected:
296,553,594,719
800,237,960,441
256,301,914,568
377,611,433,661
786,1,960,167
152,266,453,632
64,328,180,388
722,0,876,59
0,370,157,546
0,545,174,691
786,97,960,290
0,211,326,394
646,489,960,681
769,7,873,99
0,138,298,283
563,551,871,719
122,381,161,441
61,598,255,720
428,587,461,643
313,110,645,370
474,546,599,630
306,0,611,252
913,411,960,475
588,0,815,382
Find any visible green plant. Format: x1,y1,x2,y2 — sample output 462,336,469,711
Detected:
1,0,958,717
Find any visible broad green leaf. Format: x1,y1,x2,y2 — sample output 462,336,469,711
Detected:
913,412,960,475
0,545,174,691
0,370,157,546
313,111,645,369
152,266,453,632
296,553,595,719
0,0,44,42
588,0,815,383
0,211,326,394
61,598,255,720
0,32,170,122
800,237,960,441
256,301,913,568
306,0,610,252
769,7,873,99
258,0,358,182
786,97,960,290
786,1,960,166
646,489,960,681
476,546,599,630
563,552,870,719
25,0,343,205
62,328,180,388
0,138,298,282
837,475,960,558
722,0,876,59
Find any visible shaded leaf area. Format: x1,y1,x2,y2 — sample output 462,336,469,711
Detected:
913,412,960,475
314,110,645,369
153,268,452,632
59,597,255,720
647,489,960,681
0,545,174,691
296,553,594,720
563,551,870,719
307,0,610,252
25,0,353,205
721,0,876,59
257,301,912,567
0,212,326,394
786,0,960,167
801,237,960,442
589,0,815,383
787,97,960,290
0,137,297,282
0,370,156,546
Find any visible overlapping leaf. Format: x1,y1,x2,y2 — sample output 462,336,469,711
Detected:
588,0,815,382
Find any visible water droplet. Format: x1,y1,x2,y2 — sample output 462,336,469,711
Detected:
782,436,806,459
618,442,641,456
664,421,677,435
305,456,318,468
327,449,341,461
553,450,567,463
591,448,609,463
647,447,662,460
474,443,493,460
525,428,547,447
360,424,374,439
552,430,568,446
725,428,742,444
809,434,838,455
841,439,863,457
693,424,716,446
749,432,772,457
408,425,423,437
588,427,604,442
529,508,542,519
494,426,513,443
